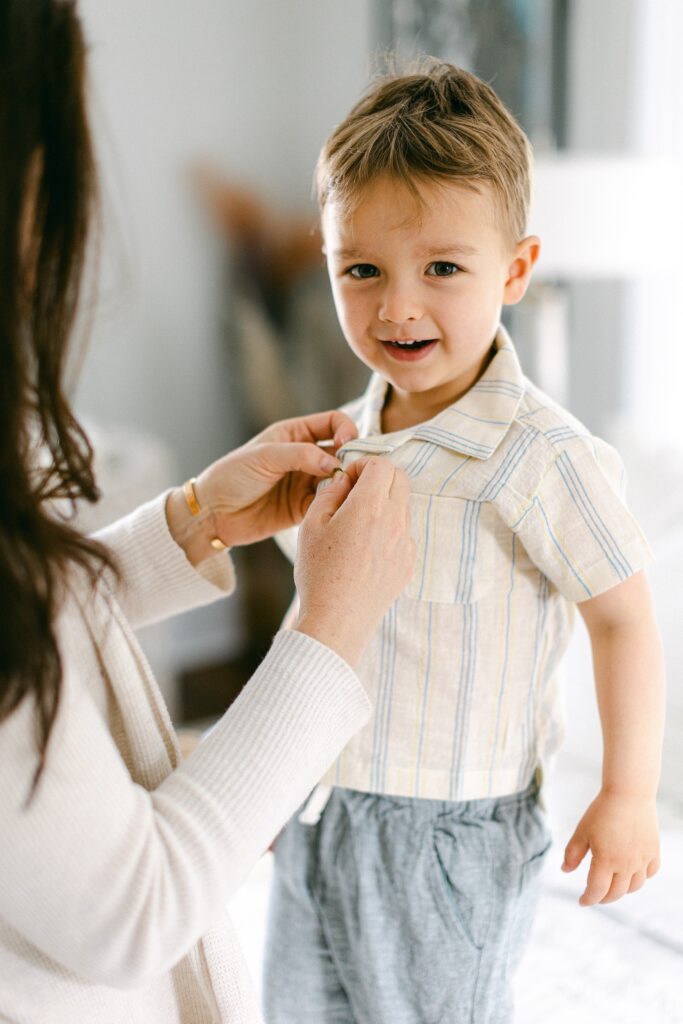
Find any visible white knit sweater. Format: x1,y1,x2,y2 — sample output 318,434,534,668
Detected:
0,494,371,1023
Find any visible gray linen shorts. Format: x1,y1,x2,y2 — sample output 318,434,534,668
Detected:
263,782,551,1024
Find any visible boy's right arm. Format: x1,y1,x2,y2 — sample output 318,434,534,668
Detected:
561,571,665,906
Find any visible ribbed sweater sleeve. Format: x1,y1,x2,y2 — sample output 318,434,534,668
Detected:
0,629,370,988
94,492,236,628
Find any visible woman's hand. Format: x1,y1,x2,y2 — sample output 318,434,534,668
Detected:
166,410,357,563
294,457,415,667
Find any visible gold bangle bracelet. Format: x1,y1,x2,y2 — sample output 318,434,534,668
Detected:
182,477,201,516
181,478,229,552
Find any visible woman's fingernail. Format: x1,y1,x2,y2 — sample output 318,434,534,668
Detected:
317,469,345,492
321,455,341,473
335,432,354,446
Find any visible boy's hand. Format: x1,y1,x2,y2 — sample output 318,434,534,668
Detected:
562,790,660,906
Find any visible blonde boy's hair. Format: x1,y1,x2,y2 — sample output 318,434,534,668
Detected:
316,58,533,243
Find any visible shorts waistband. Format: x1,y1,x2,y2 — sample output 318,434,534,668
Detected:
333,776,539,820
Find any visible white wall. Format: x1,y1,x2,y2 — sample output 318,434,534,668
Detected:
565,0,683,443
624,0,683,445
561,0,683,803
75,0,373,670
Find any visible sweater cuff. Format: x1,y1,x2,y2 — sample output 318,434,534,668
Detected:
95,492,236,628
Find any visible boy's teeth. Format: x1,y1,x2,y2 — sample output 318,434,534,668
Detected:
388,338,433,348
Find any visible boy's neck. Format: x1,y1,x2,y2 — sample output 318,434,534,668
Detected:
380,344,496,433
381,390,449,433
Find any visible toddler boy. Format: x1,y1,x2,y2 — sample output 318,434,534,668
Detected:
264,61,664,1024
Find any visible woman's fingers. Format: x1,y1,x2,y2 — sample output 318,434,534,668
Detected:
342,456,396,497
389,463,411,501
251,441,341,481
335,459,412,538
295,457,414,667
308,470,353,522
331,413,358,450
307,456,412,536
341,457,368,486
261,410,358,449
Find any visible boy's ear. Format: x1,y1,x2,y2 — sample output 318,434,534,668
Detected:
503,235,541,305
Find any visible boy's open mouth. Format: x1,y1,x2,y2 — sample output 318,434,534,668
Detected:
381,338,438,361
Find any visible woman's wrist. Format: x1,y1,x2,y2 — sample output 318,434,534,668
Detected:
165,484,229,566
294,612,367,669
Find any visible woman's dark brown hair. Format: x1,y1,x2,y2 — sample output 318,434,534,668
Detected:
0,0,114,796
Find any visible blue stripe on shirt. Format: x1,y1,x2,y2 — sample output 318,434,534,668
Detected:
556,453,632,580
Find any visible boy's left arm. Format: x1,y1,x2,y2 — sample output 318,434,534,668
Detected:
563,570,665,906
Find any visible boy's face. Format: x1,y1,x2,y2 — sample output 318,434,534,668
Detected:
323,174,539,420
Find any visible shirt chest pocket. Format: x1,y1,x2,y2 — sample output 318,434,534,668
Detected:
405,493,499,605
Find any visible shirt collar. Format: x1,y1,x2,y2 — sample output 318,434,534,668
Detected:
349,325,525,461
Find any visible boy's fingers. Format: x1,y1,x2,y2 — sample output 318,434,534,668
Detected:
579,859,613,906
646,856,661,878
562,833,589,872
627,870,647,895
599,871,631,904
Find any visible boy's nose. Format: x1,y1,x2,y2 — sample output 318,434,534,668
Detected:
378,284,422,324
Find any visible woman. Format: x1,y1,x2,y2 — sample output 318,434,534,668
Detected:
0,2,414,1021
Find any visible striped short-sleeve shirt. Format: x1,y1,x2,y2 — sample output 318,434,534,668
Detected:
282,327,653,801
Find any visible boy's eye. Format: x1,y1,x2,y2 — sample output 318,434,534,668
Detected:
347,263,379,279
426,261,459,277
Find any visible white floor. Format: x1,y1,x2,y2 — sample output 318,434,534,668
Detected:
228,750,683,1023
513,753,683,1024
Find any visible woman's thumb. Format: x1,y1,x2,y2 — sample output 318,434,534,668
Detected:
308,470,352,521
